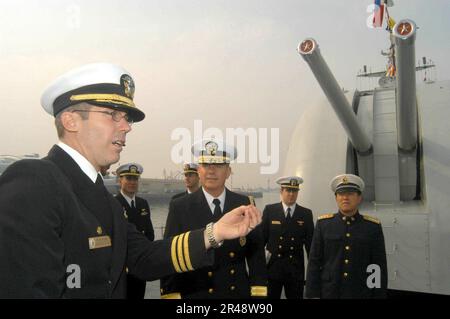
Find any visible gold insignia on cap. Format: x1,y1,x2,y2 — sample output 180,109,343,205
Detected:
342,176,348,184
96,226,103,235
290,179,299,186
130,165,138,174
205,141,218,156
239,236,246,247
121,74,135,99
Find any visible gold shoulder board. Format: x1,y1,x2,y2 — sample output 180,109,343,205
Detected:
363,215,381,224
318,214,334,220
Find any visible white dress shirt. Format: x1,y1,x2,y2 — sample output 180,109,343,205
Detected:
281,202,296,218
202,188,226,215
58,141,100,183
120,190,136,207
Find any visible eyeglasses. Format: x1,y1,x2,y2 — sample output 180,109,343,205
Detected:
72,109,134,125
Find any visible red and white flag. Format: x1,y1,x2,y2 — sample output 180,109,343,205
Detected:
373,0,385,28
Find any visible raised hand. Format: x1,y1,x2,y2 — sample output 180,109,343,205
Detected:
213,205,262,242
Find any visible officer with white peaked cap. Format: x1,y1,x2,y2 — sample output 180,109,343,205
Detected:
0,63,262,298
171,163,200,200
261,175,314,299
115,162,155,299
161,138,268,299
305,173,387,299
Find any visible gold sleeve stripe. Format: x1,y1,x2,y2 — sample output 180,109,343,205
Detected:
161,292,181,299
177,233,188,272
70,93,135,107
183,231,194,271
171,235,182,273
251,286,268,297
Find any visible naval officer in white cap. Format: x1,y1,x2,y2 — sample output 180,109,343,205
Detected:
161,138,268,299
305,174,387,299
171,163,201,200
0,63,262,298
115,163,155,299
261,176,314,299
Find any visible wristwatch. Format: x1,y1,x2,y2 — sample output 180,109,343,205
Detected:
206,222,223,248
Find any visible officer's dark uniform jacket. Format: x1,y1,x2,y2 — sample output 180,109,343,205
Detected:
171,191,188,201
305,211,388,299
160,188,268,299
262,203,314,282
115,193,155,299
0,145,213,298
115,194,155,242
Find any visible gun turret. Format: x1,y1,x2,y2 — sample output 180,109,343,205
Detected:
298,38,372,154
393,19,418,151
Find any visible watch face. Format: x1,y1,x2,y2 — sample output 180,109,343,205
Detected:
299,39,315,54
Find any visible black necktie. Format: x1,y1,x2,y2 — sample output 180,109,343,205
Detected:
95,174,104,187
213,198,222,216
286,207,291,221
131,199,135,209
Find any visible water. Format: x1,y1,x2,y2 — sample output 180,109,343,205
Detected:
142,191,281,299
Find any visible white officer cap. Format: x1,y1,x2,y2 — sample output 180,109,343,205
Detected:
41,62,145,122
191,138,237,164
276,176,304,190
183,163,199,174
116,163,144,177
330,174,365,194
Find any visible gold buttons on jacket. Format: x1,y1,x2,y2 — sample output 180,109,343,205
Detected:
345,246,350,251
208,271,213,277
278,245,282,249
291,237,295,241
279,236,283,240
290,246,294,250
208,288,214,294
343,272,348,277
230,269,235,275
277,254,282,258
230,285,236,291
346,233,351,238
229,252,235,258
347,222,351,225
345,259,349,264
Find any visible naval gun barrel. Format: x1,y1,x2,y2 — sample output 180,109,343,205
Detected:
393,19,418,151
298,38,372,154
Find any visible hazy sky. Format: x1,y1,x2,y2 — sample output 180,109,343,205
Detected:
1,0,449,188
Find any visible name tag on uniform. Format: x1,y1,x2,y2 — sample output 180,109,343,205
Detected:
271,220,281,225
297,221,304,226
89,235,112,250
